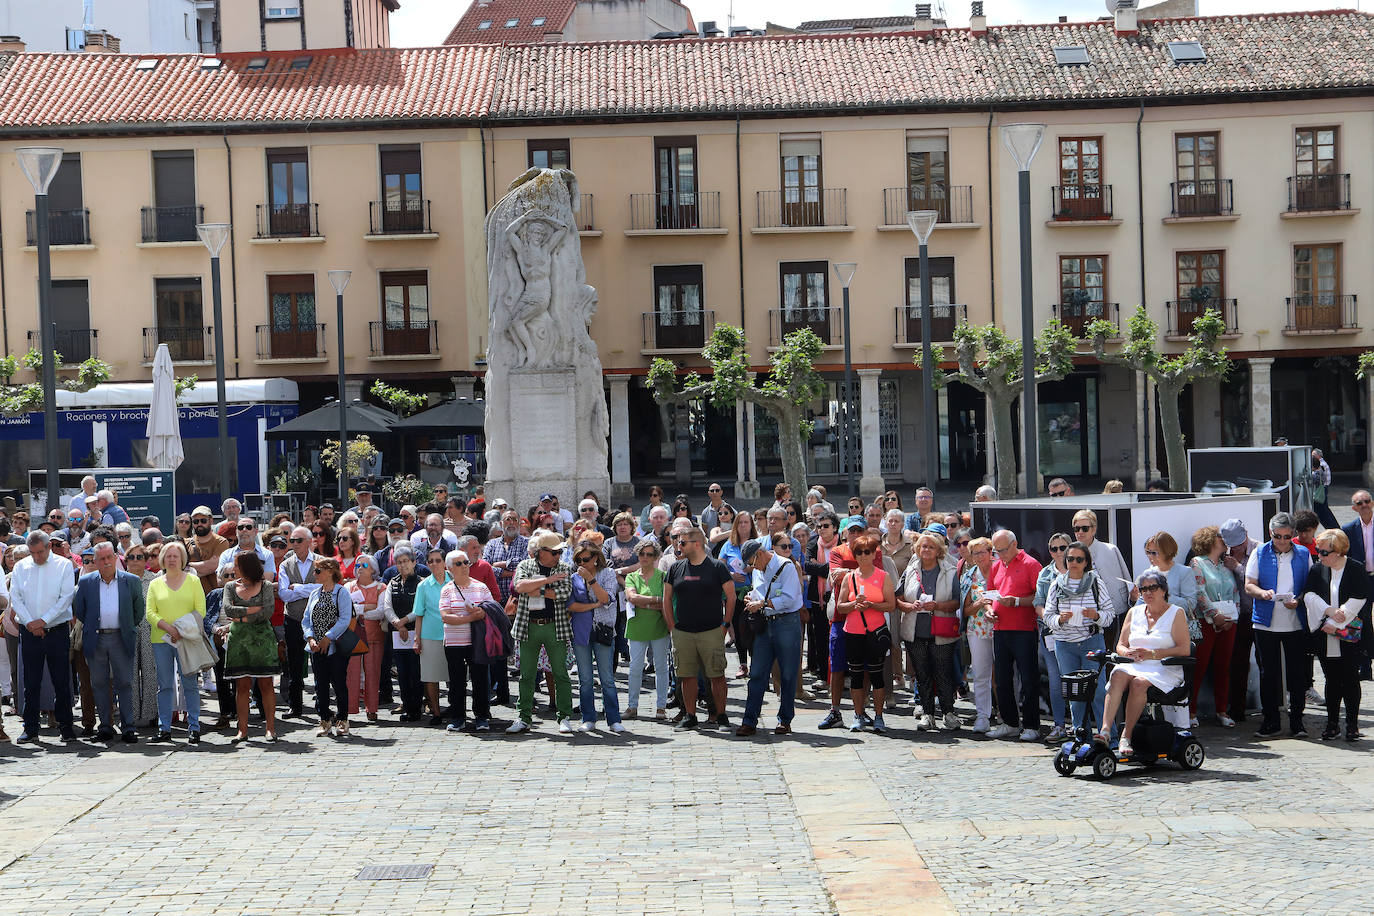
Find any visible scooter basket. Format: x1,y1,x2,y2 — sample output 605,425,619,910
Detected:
1061,670,1098,701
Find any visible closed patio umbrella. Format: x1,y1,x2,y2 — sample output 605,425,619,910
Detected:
145,343,184,470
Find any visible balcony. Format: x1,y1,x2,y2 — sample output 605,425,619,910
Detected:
367,199,434,237
26,328,97,362
1168,180,1235,220
369,320,439,358
1052,301,1119,338
1284,294,1358,334
1165,298,1239,339
256,324,327,361
577,194,596,233
628,192,723,233
768,307,842,348
893,303,967,347
140,205,204,243
26,208,92,246
1049,185,1116,224
641,309,715,353
142,326,213,363
880,186,975,227
1285,174,1354,216
255,202,321,239
754,189,849,232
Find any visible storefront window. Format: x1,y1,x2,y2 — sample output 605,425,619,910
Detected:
131,438,237,494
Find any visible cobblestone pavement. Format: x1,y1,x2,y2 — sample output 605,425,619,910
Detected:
1,658,1369,914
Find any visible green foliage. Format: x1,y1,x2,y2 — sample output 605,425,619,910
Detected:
0,385,43,415
934,319,1076,392
271,464,317,494
74,357,112,389
321,435,380,479
1356,351,1374,380
0,354,16,383
370,379,427,417
0,352,113,416
174,375,198,399
382,474,434,508
1088,305,1229,387
22,348,49,371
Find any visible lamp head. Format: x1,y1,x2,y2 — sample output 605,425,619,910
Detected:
1001,123,1046,172
16,148,64,195
832,262,857,289
906,209,939,245
196,222,231,258
328,269,352,295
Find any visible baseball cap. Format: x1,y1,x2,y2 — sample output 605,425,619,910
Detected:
191,505,213,519
388,518,406,530
539,493,556,502
839,516,866,534
268,535,288,548
740,540,763,566
1219,518,1248,548
924,522,949,539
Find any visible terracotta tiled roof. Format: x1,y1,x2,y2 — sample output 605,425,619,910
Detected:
443,0,575,44
0,47,497,130
0,11,1369,134
491,11,1374,118
796,17,918,31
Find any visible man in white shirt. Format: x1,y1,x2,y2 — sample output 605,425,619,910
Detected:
216,518,277,586
276,527,321,718
11,531,77,742
67,475,97,515
1244,512,1312,738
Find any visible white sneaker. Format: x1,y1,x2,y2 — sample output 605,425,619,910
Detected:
505,719,530,734
1189,716,1200,728
1218,714,1236,728
970,716,990,734
610,722,627,734
919,714,936,731
558,718,575,734
943,712,962,731
986,723,1017,739
1045,725,1066,742
1018,728,1040,742
1306,687,1324,706
579,721,595,733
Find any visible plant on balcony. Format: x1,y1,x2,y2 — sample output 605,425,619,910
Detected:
1187,285,1214,306
320,435,381,482
1085,305,1229,492
1066,288,1094,310
271,463,317,495
648,323,825,493
370,380,426,417
931,321,1076,496
0,352,112,416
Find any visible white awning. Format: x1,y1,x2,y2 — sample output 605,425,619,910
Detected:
54,378,298,408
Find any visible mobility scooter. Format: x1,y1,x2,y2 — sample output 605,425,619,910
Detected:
1053,649,1205,780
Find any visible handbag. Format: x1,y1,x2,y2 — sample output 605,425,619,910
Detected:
328,588,366,656
932,613,961,639
592,621,616,646
854,573,892,655
1336,616,1363,644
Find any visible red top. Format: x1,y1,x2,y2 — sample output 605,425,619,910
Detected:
470,558,502,602
988,549,1041,631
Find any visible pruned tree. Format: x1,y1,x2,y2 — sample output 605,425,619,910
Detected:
648,324,825,494
370,379,426,417
0,351,112,415
1086,304,1229,491
931,320,1077,496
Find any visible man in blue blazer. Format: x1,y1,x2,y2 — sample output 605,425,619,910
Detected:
73,542,146,743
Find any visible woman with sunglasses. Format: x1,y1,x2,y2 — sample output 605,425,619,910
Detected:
897,532,961,731
365,521,390,557
1042,540,1116,738
1098,570,1190,756
412,547,452,726
380,545,425,721
638,485,667,534
333,528,360,581
302,557,355,737
1188,525,1239,729
958,537,998,734
624,538,671,720
803,510,841,682
173,513,192,540
1300,528,1371,741
707,504,736,550
836,534,895,734
567,540,623,732
311,524,336,563
222,551,279,743
1030,533,1073,742
721,511,759,676
437,550,493,732
346,555,386,721
1143,531,1197,620
117,545,160,730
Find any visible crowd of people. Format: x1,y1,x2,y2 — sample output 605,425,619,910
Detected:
1,477,1369,748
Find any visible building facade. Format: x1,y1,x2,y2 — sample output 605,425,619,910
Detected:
0,0,211,54
0,8,1371,499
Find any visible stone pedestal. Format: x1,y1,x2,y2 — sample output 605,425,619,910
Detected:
607,375,634,501
858,369,885,499
487,368,609,512
1249,357,1274,448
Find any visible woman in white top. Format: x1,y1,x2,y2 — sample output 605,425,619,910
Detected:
438,550,492,733
346,554,386,722
1097,569,1190,757
1299,529,1371,742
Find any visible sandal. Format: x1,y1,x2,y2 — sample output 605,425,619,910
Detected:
1093,729,1111,745
1117,742,1134,758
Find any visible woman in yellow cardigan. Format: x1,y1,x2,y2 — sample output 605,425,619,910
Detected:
145,541,207,744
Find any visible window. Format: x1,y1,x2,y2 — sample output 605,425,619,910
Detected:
780,135,822,227
247,56,268,70
906,133,949,220
1296,127,1339,176
904,256,956,341
33,153,89,246
653,266,705,349
1293,244,1343,330
151,150,197,242
1167,40,1205,64
135,58,158,71
155,278,206,360
380,271,432,355
532,17,546,26
1293,127,1343,210
379,144,423,232
265,148,310,236
266,0,301,19
267,274,319,358
1174,132,1220,216
779,261,830,343
504,18,518,27
50,280,93,362
527,139,570,170
477,20,492,29
1058,255,1106,333
1053,46,1090,66
290,55,311,70
1057,137,1105,219
1175,251,1225,332
654,136,698,229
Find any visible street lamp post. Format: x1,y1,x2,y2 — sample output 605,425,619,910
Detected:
17,148,65,514
833,263,858,501
906,209,940,489
1001,123,1047,496
196,222,232,503
328,270,352,505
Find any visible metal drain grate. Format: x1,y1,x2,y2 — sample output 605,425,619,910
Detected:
357,864,433,881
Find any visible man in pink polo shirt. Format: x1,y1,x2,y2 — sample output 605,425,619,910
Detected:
986,529,1044,741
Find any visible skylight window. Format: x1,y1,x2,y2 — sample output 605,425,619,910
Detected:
505,18,519,27
1052,45,1090,66
135,58,158,71
477,20,492,29
1167,40,1206,64
532,17,546,26
290,55,311,70
246,56,268,70
200,57,222,70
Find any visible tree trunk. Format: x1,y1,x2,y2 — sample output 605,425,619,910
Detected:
1157,381,1189,492
773,403,809,496
988,384,1021,498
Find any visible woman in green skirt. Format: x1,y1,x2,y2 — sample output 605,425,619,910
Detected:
222,551,280,743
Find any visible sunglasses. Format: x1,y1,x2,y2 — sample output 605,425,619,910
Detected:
775,544,792,551
1065,555,1088,564
1145,549,1159,556
816,523,834,530
449,559,470,567
192,517,211,523
1049,544,1067,553
237,524,255,531
1139,584,1162,593
581,508,598,513
127,552,147,560
1272,533,1294,541
1318,548,1335,557
956,540,970,547
708,488,722,493
1072,525,1092,533
575,555,596,563
289,537,305,544
1050,490,1068,497
1356,499,1372,507
853,548,875,556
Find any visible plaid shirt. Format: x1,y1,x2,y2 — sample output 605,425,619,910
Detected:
511,558,573,644
483,534,529,602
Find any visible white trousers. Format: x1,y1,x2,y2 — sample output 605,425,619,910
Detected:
968,634,994,719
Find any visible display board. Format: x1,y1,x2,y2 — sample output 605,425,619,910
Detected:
29,467,176,529
1188,446,1311,515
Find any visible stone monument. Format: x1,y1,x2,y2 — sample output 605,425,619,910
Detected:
484,168,609,511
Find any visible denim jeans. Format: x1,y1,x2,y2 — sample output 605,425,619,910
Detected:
153,640,200,732
1039,634,1066,726
572,638,621,725
628,636,671,712
742,612,803,727
1053,634,1106,732
993,629,1040,730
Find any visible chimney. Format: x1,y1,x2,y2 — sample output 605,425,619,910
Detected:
970,2,987,35
1114,0,1138,35
0,35,25,53
915,3,935,33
